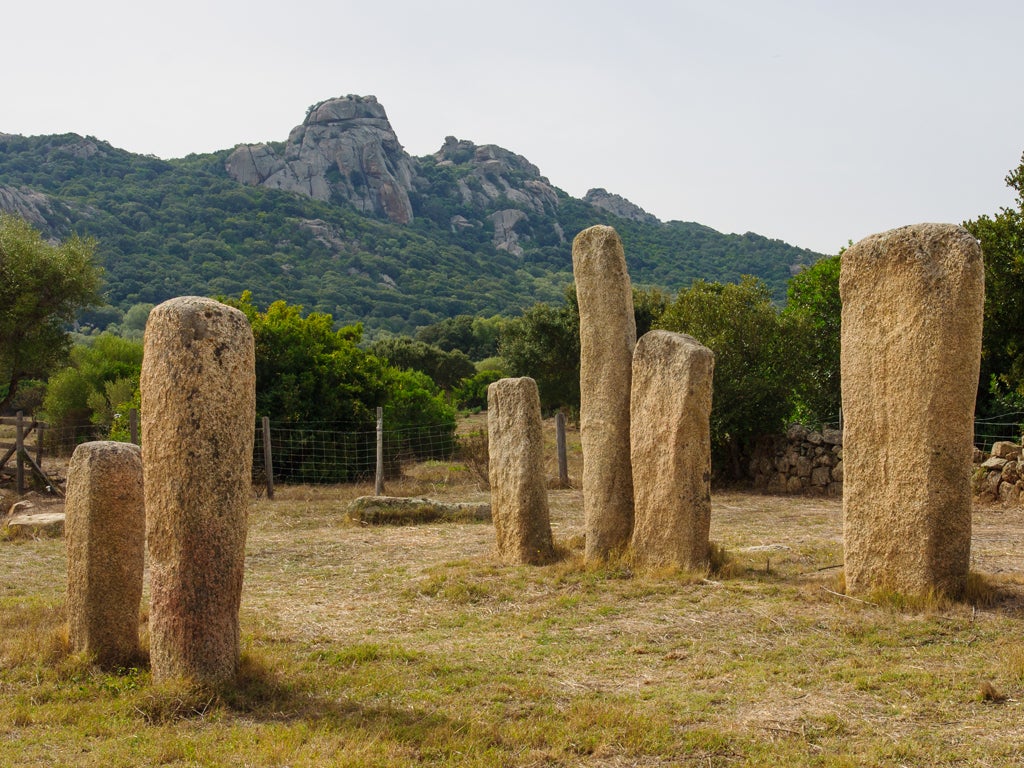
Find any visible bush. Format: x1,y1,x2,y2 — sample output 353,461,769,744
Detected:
452,369,506,411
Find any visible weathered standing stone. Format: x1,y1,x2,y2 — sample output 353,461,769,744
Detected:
486,377,555,564
572,225,636,560
142,297,256,684
629,331,714,570
841,224,983,597
65,441,144,668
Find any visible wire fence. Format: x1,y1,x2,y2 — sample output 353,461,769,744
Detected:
19,409,1024,489
803,408,1024,454
253,419,458,485
973,411,1024,453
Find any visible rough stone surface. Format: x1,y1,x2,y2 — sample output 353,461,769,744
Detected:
583,188,660,224
486,377,555,564
5,510,65,538
142,297,256,684
750,429,844,495
226,95,419,224
982,456,1009,470
991,441,1022,460
629,331,714,570
0,183,67,230
810,466,832,487
573,225,636,559
489,209,529,256
65,441,144,668
840,224,983,597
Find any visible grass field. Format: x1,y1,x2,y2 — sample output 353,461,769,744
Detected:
2,420,1024,766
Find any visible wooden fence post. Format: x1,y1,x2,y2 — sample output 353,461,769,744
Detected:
262,416,274,500
35,421,44,468
129,408,139,445
375,407,384,496
15,411,24,495
555,411,569,488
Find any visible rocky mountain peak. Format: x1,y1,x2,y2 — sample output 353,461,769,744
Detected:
226,94,419,224
583,188,660,224
428,136,561,254
304,94,389,126
222,95,659,256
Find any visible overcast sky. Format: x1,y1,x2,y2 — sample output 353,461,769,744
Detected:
5,1,1023,255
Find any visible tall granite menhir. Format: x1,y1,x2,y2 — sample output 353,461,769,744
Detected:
487,377,555,564
141,297,256,684
65,441,145,668
630,331,714,570
841,224,983,598
572,225,636,560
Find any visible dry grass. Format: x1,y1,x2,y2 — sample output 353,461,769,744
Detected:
3,417,1024,765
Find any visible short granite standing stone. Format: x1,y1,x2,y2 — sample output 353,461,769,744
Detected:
629,331,714,570
141,297,256,684
487,377,555,564
572,225,636,560
65,441,144,668
840,224,983,598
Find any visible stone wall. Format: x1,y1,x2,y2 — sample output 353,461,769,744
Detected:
972,441,1024,506
752,431,1024,505
749,425,844,496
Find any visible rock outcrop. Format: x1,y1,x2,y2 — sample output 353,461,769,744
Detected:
226,95,419,224
432,137,562,253
584,188,659,224
0,183,72,234
434,138,560,217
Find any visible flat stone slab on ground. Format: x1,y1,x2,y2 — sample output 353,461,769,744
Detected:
347,496,491,525
5,510,65,538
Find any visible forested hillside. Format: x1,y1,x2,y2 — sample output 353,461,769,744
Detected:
0,117,823,335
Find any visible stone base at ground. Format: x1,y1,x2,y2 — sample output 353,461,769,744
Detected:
346,496,491,525
5,509,65,538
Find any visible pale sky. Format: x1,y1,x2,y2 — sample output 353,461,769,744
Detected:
5,0,1023,255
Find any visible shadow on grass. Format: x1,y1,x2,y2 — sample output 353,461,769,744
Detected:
133,650,466,750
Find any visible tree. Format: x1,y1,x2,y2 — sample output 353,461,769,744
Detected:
964,152,1024,409
498,285,670,415
368,336,475,391
225,292,456,482
228,293,384,425
415,313,505,360
782,254,841,425
499,287,580,413
656,276,797,479
41,332,143,450
0,214,102,411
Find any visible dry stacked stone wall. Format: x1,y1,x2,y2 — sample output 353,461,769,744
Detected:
972,441,1024,506
749,425,844,496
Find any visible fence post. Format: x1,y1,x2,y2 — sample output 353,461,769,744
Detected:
15,411,24,496
375,407,384,496
261,416,274,500
35,421,44,468
129,408,139,445
555,411,569,488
